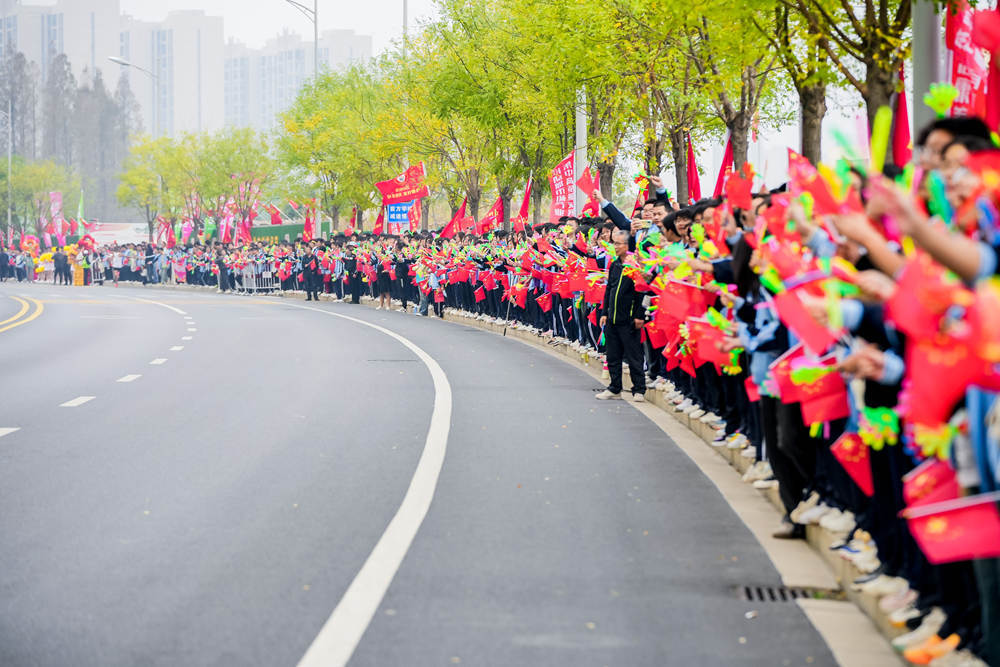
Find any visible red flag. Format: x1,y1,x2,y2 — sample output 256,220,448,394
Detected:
830,433,874,496
345,206,356,236
712,134,734,198
772,290,839,355
287,199,300,211
575,166,601,214
744,377,761,402
893,65,912,166
474,286,486,302
373,206,385,236
303,211,314,242
536,291,553,312
269,204,282,225
904,459,960,508
686,134,702,203
476,196,503,235
903,491,1000,564
375,162,430,205
513,178,532,232
440,197,467,239
548,153,575,222
408,199,422,232
631,185,649,217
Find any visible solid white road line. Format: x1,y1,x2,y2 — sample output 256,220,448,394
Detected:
149,358,167,365
292,304,453,667
117,374,142,383
123,295,187,315
169,346,184,351
60,396,95,407
181,336,193,340
0,427,20,438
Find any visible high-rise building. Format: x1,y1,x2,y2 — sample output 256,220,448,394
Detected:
118,10,224,137
0,0,121,83
224,28,372,131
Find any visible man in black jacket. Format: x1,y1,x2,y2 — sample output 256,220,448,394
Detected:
596,229,647,401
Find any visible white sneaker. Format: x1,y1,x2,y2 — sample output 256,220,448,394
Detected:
742,461,772,483
632,393,646,403
889,604,924,627
711,434,728,447
790,492,821,523
823,510,856,534
727,434,748,450
675,399,693,412
595,389,622,400
375,305,382,310
740,445,756,459
798,503,833,524
753,477,778,490
689,408,706,419
858,575,907,597
891,608,945,651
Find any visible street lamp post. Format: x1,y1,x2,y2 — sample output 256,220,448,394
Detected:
0,99,11,242
108,56,160,136
283,0,319,79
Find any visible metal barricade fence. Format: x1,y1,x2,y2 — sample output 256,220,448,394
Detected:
237,260,281,295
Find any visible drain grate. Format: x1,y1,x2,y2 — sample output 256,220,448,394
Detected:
739,585,812,602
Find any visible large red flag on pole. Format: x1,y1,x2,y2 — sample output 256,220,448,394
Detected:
893,66,912,166
375,163,430,205
512,177,532,232
373,206,385,235
712,135,734,198
440,197,467,239
686,134,702,203
476,196,503,235
548,153,575,222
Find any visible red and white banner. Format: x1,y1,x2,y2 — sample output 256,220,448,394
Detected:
512,178,532,232
408,199,422,232
548,153,575,222
376,162,430,205
949,2,988,119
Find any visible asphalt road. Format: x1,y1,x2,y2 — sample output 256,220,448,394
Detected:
0,281,837,667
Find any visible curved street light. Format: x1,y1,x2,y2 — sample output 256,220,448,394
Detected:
109,55,161,136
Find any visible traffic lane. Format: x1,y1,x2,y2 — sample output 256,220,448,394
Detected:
293,307,836,667
0,299,436,667
0,292,187,424
0,291,29,322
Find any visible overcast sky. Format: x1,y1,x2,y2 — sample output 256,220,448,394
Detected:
119,0,439,53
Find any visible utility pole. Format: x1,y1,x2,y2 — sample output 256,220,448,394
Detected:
6,98,11,239
912,1,942,131
573,87,587,216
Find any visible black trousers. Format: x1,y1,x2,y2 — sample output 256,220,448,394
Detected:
305,273,320,300
605,322,645,395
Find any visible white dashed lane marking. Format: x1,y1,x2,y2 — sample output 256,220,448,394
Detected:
149,358,168,365
117,375,142,383
0,427,20,438
187,328,197,332
181,336,193,340
169,346,184,351
60,396,95,407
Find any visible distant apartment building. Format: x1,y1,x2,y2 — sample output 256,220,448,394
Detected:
118,10,224,137
224,29,373,130
1,1,372,137
0,0,121,83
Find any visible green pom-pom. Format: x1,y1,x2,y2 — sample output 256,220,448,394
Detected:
923,83,959,119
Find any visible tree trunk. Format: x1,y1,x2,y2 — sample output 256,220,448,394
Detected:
333,205,341,230
729,113,751,172
356,208,363,231
421,198,430,231
669,129,688,205
864,62,896,168
799,83,826,165
597,159,615,201
532,189,543,224
468,192,481,221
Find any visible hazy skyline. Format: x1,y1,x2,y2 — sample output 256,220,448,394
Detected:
119,0,439,53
